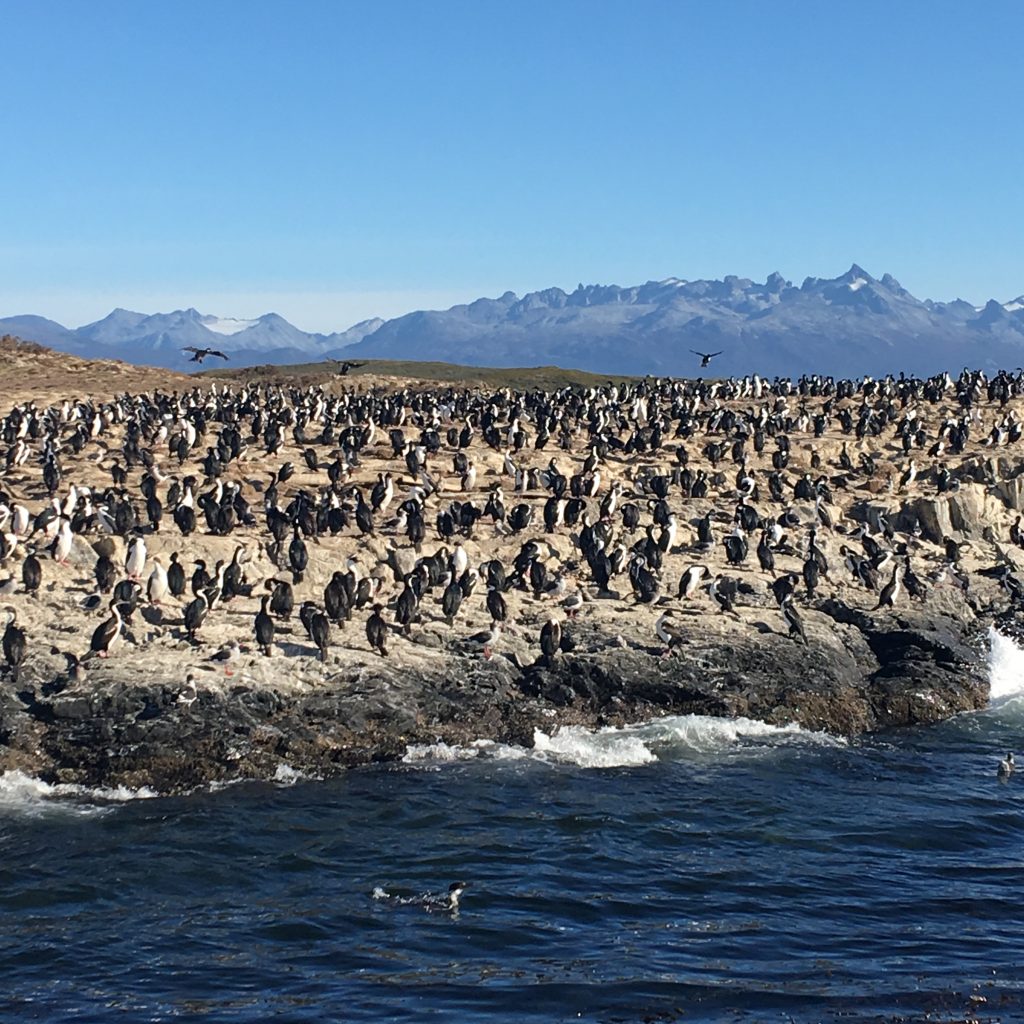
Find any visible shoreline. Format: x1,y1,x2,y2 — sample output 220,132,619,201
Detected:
0,343,1020,794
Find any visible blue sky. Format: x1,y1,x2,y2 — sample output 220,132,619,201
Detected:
2,1,1022,331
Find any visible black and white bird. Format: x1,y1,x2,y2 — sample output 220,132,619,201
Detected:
254,595,275,656
3,607,26,682
781,595,806,643
677,564,710,600
366,603,389,657
691,349,723,368
90,599,123,658
539,616,561,666
655,610,687,655
372,881,469,914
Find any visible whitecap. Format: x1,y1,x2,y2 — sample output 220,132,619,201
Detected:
0,769,157,817
402,738,527,764
988,626,1024,702
531,725,658,768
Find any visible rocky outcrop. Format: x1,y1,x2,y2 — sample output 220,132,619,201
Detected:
0,586,991,794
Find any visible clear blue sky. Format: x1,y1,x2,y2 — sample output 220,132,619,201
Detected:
2,0,1022,331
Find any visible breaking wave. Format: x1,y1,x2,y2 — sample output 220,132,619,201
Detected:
987,625,1024,703
0,769,157,817
403,714,843,770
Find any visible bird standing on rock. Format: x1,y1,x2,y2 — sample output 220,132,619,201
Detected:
255,595,275,656
90,599,123,658
367,604,389,657
539,616,561,666
3,607,26,682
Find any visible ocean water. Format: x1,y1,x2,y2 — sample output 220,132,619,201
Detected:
2,629,1024,1023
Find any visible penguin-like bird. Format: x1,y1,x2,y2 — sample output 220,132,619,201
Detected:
539,616,561,666
366,603,389,657
3,607,26,681
90,599,123,658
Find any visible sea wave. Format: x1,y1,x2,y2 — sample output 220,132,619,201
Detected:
988,626,1024,702
0,769,157,817
403,714,843,770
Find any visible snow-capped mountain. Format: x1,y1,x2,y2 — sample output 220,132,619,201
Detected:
2,266,1023,377
0,307,378,370
341,264,1024,378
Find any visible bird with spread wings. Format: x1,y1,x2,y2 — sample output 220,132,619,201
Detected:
182,347,229,363
691,349,722,368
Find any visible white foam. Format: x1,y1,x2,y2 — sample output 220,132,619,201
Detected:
272,763,307,786
532,726,658,768
533,714,843,768
403,714,842,771
0,769,157,816
988,626,1024,701
402,739,527,764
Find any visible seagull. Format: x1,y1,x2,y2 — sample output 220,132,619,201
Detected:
177,673,198,706
691,350,723,368
182,346,228,363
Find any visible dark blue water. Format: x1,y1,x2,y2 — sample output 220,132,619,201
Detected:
2,634,1023,1024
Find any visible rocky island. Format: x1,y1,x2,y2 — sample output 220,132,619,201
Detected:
0,335,1019,795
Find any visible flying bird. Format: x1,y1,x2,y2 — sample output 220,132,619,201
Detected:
182,347,229,363
327,359,366,376
691,350,723,368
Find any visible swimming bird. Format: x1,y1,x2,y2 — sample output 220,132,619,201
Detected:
998,752,1015,778
372,881,469,914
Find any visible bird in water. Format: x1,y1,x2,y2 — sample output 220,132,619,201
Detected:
372,881,469,914
998,752,1015,778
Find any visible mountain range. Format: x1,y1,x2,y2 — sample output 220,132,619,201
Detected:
3,265,1023,378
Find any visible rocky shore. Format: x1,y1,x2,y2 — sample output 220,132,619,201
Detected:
0,343,1019,795
0,574,994,794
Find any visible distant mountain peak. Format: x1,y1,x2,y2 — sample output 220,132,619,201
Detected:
3,265,1023,377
